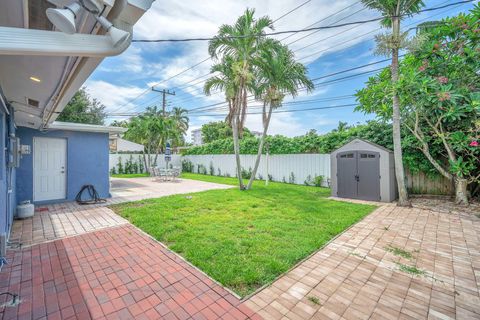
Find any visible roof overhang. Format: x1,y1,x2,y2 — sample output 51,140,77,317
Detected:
49,121,127,135
0,0,154,130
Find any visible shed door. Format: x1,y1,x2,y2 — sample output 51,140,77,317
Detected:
337,152,357,199
33,137,67,202
357,152,380,201
337,151,380,201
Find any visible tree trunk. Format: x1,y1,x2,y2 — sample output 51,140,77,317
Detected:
232,115,244,189
142,152,149,174
391,15,411,207
231,82,245,190
454,178,469,205
246,103,273,190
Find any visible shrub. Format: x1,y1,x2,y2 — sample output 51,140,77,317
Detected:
117,157,123,174
197,164,207,175
288,172,296,184
110,167,117,175
209,162,215,175
182,160,194,173
268,174,273,182
217,168,222,176
304,174,313,186
241,167,253,180
314,175,324,187
139,157,145,173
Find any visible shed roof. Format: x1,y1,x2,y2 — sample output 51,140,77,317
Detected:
332,138,393,153
49,121,127,135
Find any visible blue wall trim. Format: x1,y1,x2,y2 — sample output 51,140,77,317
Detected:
16,128,110,205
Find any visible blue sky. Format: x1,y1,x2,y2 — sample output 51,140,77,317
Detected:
85,0,477,141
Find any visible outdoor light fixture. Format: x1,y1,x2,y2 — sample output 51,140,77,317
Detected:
95,15,130,47
46,2,82,34
46,0,130,47
29,76,41,83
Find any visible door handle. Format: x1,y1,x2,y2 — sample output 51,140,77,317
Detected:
354,175,359,182
61,171,65,173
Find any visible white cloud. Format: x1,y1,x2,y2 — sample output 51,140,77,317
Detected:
90,0,462,133
84,80,146,113
125,0,380,96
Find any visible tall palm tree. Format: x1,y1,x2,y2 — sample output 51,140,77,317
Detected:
170,106,189,133
361,0,424,206
204,56,237,127
246,40,314,189
207,8,273,189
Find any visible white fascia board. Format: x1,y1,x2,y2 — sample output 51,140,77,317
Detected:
0,27,130,57
49,121,128,134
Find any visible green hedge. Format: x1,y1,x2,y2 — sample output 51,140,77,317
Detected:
184,121,394,155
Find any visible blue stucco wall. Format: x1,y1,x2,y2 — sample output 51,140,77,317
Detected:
0,109,7,234
0,97,16,237
16,127,110,204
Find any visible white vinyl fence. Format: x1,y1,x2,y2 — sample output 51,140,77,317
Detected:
183,154,331,186
109,154,182,173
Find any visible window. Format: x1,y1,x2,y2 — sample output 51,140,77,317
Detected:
340,153,354,158
360,153,376,159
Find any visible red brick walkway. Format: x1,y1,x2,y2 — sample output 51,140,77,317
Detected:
0,225,258,320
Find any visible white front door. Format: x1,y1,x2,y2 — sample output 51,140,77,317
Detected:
33,137,67,202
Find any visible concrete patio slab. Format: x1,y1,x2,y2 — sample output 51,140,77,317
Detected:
10,177,232,248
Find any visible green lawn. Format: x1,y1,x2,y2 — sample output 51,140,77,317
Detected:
111,173,149,178
111,173,376,297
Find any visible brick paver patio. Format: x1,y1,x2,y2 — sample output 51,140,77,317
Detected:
245,203,480,320
0,224,258,320
3,178,480,319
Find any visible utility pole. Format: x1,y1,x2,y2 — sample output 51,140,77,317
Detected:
152,88,175,116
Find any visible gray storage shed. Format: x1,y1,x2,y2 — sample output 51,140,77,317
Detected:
330,138,397,202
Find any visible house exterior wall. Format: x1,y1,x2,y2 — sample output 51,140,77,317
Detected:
331,139,396,202
0,96,16,238
16,127,110,204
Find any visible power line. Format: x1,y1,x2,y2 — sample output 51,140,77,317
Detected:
279,1,360,42
146,0,459,107
131,1,474,43
142,2,369,107
110,0,320,115
273,0,313,23
182,58,392,114
111,0,471,116
107,103,359,118
187,95,356,114
119,0,369,113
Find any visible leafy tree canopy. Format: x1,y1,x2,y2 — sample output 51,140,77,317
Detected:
58,88,106,125
201,121,255,143
356,6,480,202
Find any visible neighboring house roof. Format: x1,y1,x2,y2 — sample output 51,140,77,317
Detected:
0,0,154,130
111,137,144,152
49,121,127,135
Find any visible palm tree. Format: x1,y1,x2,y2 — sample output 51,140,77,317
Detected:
207,8,273,189
204,56,237,127
246,40,314,189
361,0,424,206
170,106,189,133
